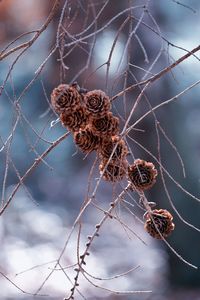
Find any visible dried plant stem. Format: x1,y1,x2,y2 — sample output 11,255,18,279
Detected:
0,0,61,61
126,78,200,135
65,184,134,300
0,132,70,216
112,44,200,101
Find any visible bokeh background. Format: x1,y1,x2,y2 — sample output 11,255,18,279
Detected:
1,0,200,299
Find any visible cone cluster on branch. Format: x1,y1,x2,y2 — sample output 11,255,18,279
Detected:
51,83,159,185
51,82,175,239
51,83,129,182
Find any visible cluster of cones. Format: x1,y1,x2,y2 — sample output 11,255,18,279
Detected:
51,82,128,182
51,83,175,239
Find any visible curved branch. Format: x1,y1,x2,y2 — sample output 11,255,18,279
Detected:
0,0,61,61
111,44,200,101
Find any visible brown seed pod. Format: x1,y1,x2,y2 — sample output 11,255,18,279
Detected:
144,209,175,239
74,128,100,153
84,89,111,117
60,106,88,132
90,112,119,137
51,83,81,114
128,159,157,191
99,159,127,182
100,135,128,160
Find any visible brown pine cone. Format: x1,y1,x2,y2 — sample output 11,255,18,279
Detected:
144,209,175,239
90,112,119,137
51,83,81,114
128,159,157,191
100,135,128,160
60,106,88,132
74,128,100,153
99,159,127,182
84,89,111,117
